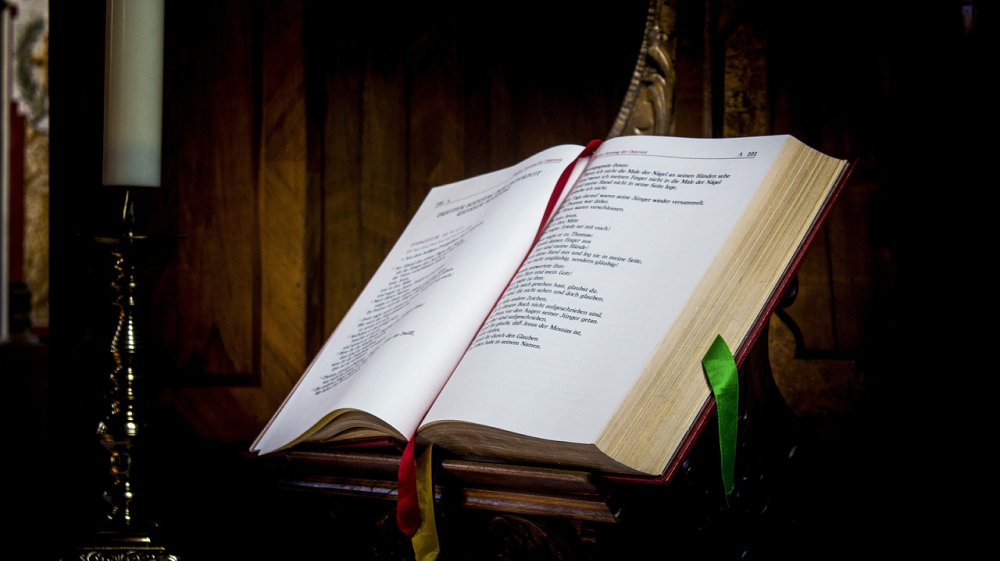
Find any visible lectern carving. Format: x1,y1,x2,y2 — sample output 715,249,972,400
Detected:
609,0,677,138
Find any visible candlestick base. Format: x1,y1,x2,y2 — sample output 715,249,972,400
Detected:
63,527,179,561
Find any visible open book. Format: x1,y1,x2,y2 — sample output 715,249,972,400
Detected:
251,134,850,477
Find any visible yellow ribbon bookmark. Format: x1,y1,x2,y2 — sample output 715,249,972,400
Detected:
410,444,440,561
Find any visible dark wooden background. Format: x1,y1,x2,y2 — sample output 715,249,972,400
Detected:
31,0,988,558
48,0,650,446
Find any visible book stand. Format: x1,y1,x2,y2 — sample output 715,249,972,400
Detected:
254,323,800,560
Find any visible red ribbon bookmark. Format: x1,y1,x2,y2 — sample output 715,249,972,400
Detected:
533,139,602,243
397,437,421,536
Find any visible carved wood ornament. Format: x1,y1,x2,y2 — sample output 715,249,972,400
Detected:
609,0,677,139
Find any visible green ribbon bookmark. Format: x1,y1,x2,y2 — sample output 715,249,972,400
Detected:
702,334,738,507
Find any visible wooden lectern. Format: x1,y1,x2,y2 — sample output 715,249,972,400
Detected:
255,335,798,560
252,2,804,559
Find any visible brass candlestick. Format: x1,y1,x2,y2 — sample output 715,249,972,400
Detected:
64,190,178,561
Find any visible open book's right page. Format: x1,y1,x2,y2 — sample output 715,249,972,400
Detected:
422,135,790,452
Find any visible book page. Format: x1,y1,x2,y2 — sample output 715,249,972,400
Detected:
422,135,789,445
252,144,586,454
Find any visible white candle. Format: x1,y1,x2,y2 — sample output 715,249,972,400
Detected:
103,0,164,187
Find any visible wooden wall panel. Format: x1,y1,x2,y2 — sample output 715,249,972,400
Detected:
313,6,366,342
154,0,311,441
484,64,516,173
359,34,409,288
258,0,309,401
158,0,259,381
408,11,466,218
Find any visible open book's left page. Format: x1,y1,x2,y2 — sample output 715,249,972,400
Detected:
252,145,588,455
